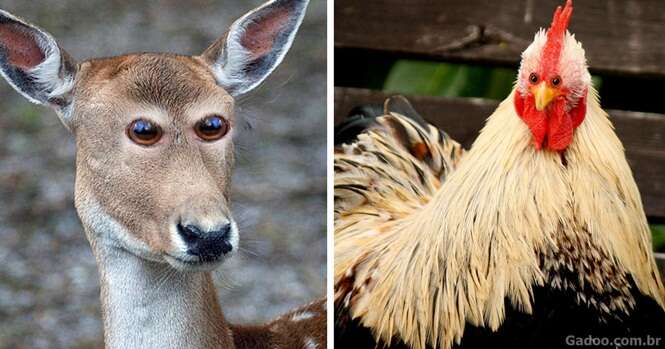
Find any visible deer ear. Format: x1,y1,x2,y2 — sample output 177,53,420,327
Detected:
0,10,77,117
201,0,308,96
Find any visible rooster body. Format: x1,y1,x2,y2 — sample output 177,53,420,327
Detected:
334,2,665,348
335,96,665,348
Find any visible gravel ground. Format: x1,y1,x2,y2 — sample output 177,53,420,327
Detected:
0,1,326,348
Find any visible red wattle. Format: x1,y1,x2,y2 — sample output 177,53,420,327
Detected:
546,98,573,151
569,89,587,128
514,93,586,151
515,94,547,149
513,91,525,117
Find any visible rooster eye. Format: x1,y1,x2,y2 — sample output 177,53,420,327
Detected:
529,73,538,84
127,119,163,146
195,115,229,142
551,76,561,86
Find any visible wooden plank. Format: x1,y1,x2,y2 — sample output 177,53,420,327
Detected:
335,0,665,77
335,87,665,219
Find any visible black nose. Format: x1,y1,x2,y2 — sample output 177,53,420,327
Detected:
177,222,233,261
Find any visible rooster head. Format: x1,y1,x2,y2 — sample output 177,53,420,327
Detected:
514,0,591,151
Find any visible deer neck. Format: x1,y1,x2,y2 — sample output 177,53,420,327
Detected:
88,233,234,349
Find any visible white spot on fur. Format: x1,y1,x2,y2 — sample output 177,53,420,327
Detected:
290,311,315,322
303,337,318,349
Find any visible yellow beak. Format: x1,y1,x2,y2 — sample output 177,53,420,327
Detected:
531,82,558,111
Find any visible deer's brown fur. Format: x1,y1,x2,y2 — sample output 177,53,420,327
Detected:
0,0,325,348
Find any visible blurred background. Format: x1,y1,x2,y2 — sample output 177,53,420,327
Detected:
0,0,326,348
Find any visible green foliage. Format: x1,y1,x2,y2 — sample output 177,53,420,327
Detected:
383,61,515,100
652,225,665,252
591,75,603,91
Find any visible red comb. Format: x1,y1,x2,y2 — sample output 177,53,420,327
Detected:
541,0,573,74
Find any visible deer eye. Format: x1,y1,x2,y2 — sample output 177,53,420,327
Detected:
127,119,163,146
529,73,539,84
551,76,561,86
195,115,229,142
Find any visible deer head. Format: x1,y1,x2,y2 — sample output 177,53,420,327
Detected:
0,0,308,271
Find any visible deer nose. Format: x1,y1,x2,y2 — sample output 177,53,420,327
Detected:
177,222,233,261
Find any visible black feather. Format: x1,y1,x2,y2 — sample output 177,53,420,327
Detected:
335,104,384,145
336,282,665,349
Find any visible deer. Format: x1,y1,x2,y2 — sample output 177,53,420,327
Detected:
0,0,326,348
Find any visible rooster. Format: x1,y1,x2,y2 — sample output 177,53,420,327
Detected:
334,1,665,348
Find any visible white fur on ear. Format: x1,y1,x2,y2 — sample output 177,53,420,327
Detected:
0,9,77,118
202,0,309,96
